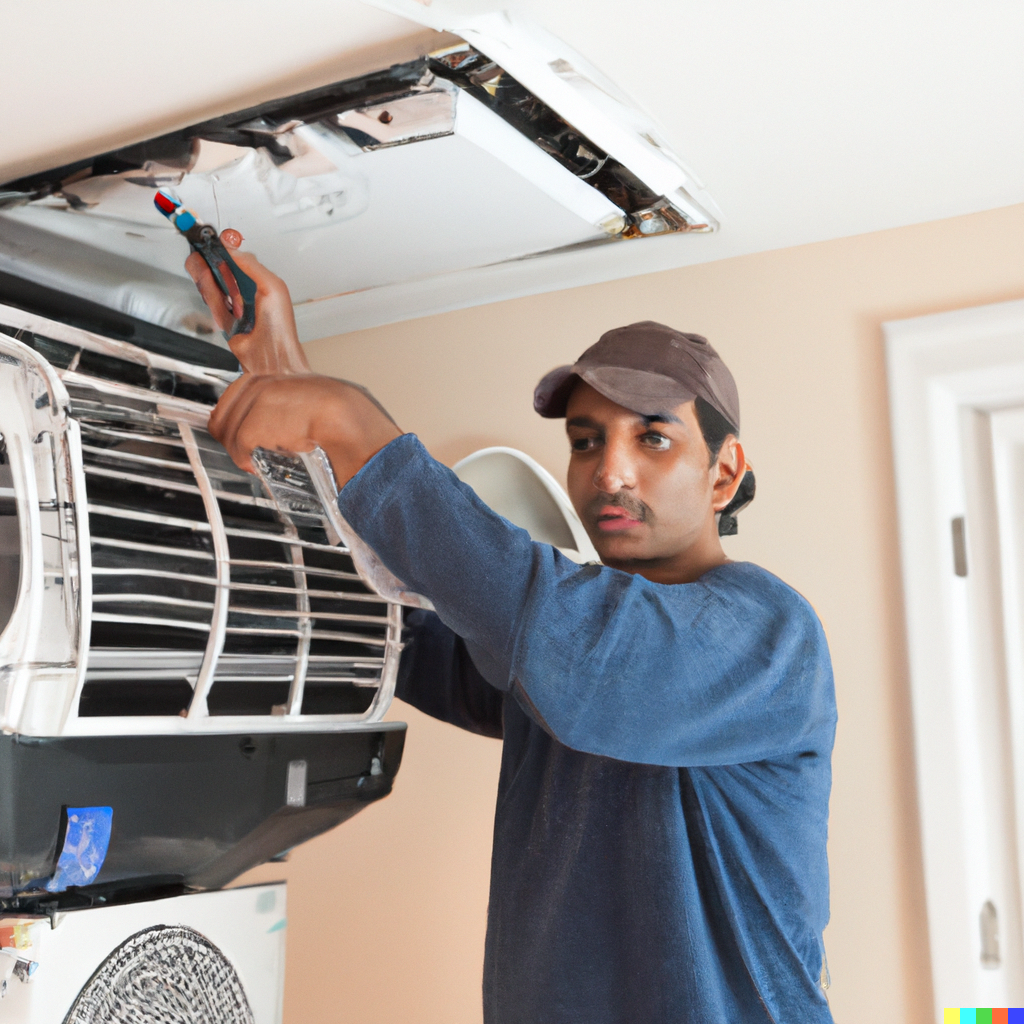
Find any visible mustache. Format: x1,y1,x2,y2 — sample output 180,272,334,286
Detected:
585,491,651,522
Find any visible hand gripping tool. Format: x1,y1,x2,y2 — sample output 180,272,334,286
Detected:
154,188,257,338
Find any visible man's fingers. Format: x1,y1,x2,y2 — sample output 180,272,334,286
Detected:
210,375,323,475
186,229,249,328
211,377,263,471
208,374,401,489
209,375,265,473
222,255,310,376
222,247,282,293
185,251,235,332
219,230,245,317
220,261,244,320
207,372,248,438
183,234,309,376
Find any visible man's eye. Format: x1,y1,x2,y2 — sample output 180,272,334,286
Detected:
570,437,598,452
641,432,671,450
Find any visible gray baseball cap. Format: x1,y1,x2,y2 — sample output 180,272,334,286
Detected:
534,321,740,431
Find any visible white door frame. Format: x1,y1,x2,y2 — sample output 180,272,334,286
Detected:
886,298,1024,1016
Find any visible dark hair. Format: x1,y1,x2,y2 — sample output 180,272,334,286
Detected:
717,470,756,536
693,396,755,536
694,396,736,465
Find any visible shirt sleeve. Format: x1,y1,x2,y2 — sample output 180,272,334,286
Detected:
339,434,836,768
397,608,505,739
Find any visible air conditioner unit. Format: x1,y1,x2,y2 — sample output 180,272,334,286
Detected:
0,298,406,903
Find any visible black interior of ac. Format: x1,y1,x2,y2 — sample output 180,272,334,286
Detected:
0,269,239,371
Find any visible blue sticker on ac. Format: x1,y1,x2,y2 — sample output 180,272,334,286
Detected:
46,807,113,892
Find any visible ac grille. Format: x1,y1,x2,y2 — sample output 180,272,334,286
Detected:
0,322,224,403
67,379,396,723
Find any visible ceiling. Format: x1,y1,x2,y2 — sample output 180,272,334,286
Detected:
4,0,1023,337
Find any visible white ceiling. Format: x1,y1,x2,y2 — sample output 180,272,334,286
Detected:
4,0,1023,334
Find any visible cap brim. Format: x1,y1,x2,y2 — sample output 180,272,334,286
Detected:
533,365,579,418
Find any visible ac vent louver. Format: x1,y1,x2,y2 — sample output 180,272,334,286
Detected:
0,307,402,737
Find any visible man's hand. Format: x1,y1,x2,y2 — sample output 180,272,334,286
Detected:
208,373,402,487
185,229,311,376
190,231,402,486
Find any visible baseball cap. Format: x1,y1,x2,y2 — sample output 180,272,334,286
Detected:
533,321,740,431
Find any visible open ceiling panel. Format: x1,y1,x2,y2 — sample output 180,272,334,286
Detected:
0,27,716,346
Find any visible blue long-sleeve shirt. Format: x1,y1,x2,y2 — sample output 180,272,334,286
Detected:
337,434,836,1024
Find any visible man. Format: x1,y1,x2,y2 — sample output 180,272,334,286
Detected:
190,237,836,1023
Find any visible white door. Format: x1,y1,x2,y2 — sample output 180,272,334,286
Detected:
991,406,1024,968
887,299,1024,1016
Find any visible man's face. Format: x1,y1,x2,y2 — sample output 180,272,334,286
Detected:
564,382,741,579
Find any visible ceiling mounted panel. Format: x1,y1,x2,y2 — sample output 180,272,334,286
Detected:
0,29,717,346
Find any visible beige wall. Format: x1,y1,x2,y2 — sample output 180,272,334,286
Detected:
237,202,1024,1023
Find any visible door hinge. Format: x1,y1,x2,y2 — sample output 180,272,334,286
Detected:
952,516,968,577
980,899,1000,968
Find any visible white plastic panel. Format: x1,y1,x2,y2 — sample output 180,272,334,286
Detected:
453,445,599,563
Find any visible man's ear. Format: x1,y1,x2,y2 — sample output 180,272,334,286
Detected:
711,436,746,512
